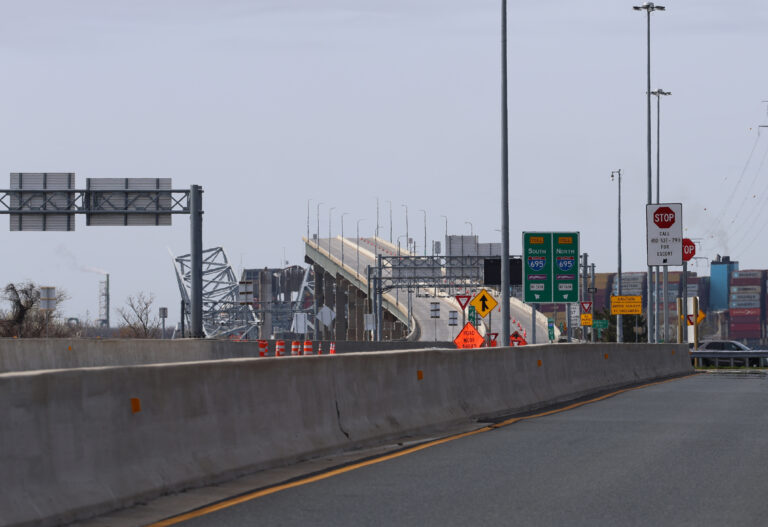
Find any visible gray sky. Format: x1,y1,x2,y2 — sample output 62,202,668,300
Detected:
1,1,767,325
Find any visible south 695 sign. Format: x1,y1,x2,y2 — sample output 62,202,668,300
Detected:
646,203,682,266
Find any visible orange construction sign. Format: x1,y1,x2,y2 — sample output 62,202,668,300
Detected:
509,331,528,346
454,323,485,349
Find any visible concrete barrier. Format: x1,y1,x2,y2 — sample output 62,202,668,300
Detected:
0,338,457,373
0,342,691,526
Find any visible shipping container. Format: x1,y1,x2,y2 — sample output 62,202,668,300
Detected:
730,308,761,317
730,286,762,293
730,278,762,286
729,293,761,301
732,270,763,279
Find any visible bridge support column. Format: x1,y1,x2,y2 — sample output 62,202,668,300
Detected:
323,271,335,340
346,282,358,341
335,276,348,341
313,264,325,340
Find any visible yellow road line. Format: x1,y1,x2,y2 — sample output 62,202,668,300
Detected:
149,373,698,526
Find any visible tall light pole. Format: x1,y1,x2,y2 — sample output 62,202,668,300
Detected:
328,206,336,255
500,0,511,348
356,218,366,276
652,88,671,341
440,215,449,256
402,204,409,255
611,169,623,343
633,1,665,343
465,221,473,235
316,201,324,244
340,212,349,268
306,199,311,241
385,200,393,243
418,209,427,256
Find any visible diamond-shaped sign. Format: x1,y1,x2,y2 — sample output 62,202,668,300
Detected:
317,305,336,328
454,323,484,349
470,289,498,319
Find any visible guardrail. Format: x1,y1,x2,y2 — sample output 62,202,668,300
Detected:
689,351,768,368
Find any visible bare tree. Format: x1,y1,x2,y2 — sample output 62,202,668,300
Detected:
117,292,160,338
0,282,72,337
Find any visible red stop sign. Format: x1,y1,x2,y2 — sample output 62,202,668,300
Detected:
653,206,676,229
682,238,696,261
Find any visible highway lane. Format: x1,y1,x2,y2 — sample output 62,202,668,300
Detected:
160,373,768,526
319,236,551,343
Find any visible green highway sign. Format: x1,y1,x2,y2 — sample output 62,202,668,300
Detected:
468,305,477,327
523,232,580,303
593,319,609,330
547,318,555,341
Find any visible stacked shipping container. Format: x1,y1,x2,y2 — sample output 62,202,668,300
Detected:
728,270,764,340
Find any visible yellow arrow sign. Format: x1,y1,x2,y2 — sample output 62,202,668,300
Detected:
470,289,498,319
686,310,706,326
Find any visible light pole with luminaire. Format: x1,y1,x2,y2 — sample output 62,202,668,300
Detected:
465,221,473,235
385,200,393,243
356,218,366,276
306,199,311,241
611,169,623,343
316,201,323,244
440,215,448,256
328,207,335,255
418,209,427,256
652,88,671,341
340,212,349,268
401,204,409,254
633,1,665,343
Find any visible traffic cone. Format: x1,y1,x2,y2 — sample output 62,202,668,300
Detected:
330,342,336,355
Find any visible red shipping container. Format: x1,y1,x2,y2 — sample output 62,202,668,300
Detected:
729,322,762,331
730,278,762,286
731,308,761,317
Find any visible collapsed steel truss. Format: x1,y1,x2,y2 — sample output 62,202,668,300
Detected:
173,247,257,338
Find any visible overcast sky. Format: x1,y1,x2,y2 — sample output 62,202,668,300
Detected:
1,1,767,325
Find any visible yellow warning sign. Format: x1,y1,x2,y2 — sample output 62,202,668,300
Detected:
470,289,498,319
580,314,593,326
610,295,643,315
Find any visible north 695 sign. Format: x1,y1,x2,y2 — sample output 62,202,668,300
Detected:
523,232,580,304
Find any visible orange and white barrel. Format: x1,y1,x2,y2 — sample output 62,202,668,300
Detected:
258,340,268,357
329,342,336,355
291,341,300,356
303,340,313,355
275,340,285,357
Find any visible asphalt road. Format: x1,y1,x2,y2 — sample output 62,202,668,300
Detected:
170,373,768,527
320,236,551,343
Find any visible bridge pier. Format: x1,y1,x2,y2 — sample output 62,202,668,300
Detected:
334,276,348,341
323,271,335,340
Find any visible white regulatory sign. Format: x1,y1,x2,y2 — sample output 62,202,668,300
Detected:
646,203,683,266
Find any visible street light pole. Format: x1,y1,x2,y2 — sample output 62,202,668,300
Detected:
402,204,409,254
340,212,349,268
328,206,335,255
652,88,671,341
465,221,473,236
386,200,393,243
419,209,427,256
356,218,365,277
316,202,323,245
634,1,665,343
440,215,448,256
500,0,511,348
612,169,623,343
306,199,311,241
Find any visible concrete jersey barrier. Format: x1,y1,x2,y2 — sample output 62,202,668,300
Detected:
0,342,691,526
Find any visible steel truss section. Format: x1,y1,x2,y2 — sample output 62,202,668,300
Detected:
173,247,257,338
378,255,484,292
